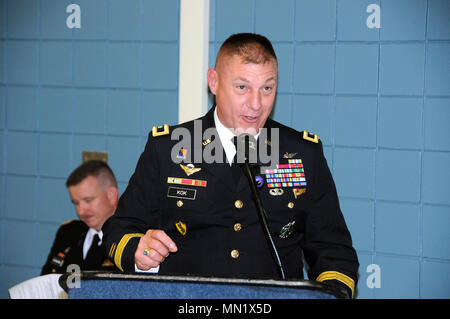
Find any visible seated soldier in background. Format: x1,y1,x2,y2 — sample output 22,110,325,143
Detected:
41,160,120,275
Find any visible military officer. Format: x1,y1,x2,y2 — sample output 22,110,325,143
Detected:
102,33,359,298
41,160,120,275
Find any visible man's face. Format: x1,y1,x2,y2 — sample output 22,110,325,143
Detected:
208,54,278,135
68,175,118,231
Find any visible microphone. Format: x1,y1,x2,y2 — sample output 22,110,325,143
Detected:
235,134,286,280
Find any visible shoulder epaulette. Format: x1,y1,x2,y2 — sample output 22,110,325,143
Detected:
61,219,75,226
152,124,170,137
303,130,319,143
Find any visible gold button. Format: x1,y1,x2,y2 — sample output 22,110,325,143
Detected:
234,200,243,209
288,202,294,209
176,200,183,207
231,249,239,259
234,223,242,232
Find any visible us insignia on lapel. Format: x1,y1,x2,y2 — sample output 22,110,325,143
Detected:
202,138,212,146
176,221,187,236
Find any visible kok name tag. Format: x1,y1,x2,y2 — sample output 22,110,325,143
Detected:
167,187,197,200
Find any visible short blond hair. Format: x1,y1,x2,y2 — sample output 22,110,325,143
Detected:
215,33,278,67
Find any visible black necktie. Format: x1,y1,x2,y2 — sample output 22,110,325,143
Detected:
84,234,103,269
231,137,242,185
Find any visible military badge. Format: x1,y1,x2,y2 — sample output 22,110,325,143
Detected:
176,147,188,160
167,177,207,187
180,164,201,176
303,130,318,143
283,152,298,159
202,138,212,146
102,259,115,267
152,124,169,137
293,188,306,199
50,256,64,267
255,175,264,188
269,188,284,196
176,221,187,236
264,159,307,188
280,221,295,239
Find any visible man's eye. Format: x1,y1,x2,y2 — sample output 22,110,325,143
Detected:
237,85,246,90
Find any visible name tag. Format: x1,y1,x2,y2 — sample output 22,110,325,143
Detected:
167,187,197,200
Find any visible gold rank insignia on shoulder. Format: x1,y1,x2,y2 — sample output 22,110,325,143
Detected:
152,124,170,137
303,130,319,143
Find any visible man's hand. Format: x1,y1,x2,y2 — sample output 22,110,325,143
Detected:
135,229,178,270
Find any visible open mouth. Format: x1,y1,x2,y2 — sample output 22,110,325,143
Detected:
242,115,258,123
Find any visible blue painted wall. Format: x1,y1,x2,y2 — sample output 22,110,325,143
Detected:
1,0,449,299
210,0,449,298
0,0,180,298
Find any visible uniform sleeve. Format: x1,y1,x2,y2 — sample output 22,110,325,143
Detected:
301,140,359,298
102,133,163,272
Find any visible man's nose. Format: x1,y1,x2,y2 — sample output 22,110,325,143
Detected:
249,90,262,111
77,202,88,215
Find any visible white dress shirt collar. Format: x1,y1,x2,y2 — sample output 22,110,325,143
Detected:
83,228,103,260
213,108,261,166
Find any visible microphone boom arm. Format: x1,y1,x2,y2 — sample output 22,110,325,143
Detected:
241,162,286,280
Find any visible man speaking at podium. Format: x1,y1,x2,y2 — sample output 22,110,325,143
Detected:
102,33,359,298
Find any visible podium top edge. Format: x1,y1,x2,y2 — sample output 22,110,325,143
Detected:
80,271,315,287
67,271,347,299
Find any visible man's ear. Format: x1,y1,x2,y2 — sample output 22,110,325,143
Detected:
207,68,218,95
107,186,119,205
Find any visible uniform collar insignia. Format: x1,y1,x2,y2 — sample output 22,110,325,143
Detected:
202,138,212,146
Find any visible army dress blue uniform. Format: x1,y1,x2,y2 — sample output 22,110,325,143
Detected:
102,107,359,297
41,220,120,275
